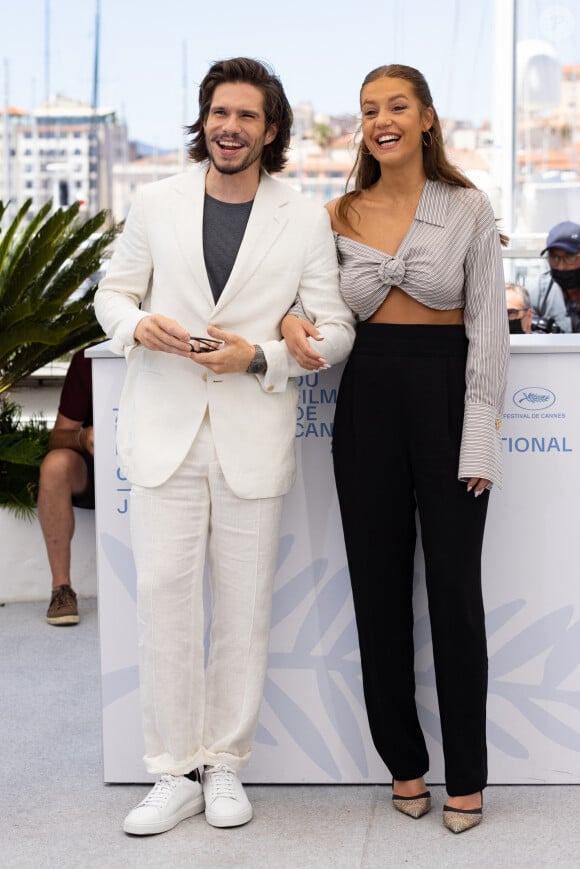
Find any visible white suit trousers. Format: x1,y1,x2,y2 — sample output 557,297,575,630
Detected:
129,414,283,775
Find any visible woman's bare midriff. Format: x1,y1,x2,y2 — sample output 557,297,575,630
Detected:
367,286,464,325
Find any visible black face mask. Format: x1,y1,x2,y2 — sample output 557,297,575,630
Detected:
550,266,580,293
509,318,525,334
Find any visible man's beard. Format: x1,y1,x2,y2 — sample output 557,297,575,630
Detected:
209,151,261,175
207,137,263,176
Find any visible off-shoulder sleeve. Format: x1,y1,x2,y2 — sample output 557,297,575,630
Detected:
459,193,509,487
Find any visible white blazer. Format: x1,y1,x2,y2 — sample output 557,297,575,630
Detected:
95,164,355,498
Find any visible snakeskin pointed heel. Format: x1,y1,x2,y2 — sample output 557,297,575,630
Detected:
443,794,483,833
392,780,431,819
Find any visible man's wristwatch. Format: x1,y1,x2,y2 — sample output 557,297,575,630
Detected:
246,344,267,374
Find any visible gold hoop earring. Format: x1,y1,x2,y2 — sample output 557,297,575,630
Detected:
361,142,370,156
422,129,433,148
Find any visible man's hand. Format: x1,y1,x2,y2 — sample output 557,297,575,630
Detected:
134,314,192,357
79,425,95,456
190,325,255,374
281,314,330,371
48,415,95,456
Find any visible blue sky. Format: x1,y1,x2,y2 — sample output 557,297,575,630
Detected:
1,0,579,150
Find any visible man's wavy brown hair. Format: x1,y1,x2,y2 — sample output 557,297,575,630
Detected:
186,57,293,174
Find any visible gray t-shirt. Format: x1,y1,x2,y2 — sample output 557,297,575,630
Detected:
203,193,253,304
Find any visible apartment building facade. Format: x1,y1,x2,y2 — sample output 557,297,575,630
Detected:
0,96,128,223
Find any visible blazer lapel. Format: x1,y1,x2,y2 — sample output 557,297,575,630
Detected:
213,172,290,313
172,165,215,308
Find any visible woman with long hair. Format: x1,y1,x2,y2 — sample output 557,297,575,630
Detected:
283,64,509,833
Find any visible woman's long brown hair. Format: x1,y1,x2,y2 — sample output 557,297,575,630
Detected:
337,64,508,246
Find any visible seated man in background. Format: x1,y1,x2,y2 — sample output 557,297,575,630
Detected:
506,283,533,334
527,221,580,333
38,349,94,625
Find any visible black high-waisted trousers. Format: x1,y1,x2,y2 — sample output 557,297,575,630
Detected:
332,323,489,796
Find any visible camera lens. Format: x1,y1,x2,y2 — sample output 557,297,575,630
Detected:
531,317,561,333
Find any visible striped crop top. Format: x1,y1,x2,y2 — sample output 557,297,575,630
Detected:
336,179,509,486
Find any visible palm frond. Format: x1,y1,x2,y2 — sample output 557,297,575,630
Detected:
0,199,117,514
0,200,53,303
0,400,49,518
26,207,112,304
0,198,117,395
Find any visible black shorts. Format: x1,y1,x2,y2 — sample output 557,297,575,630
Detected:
72,452,95,510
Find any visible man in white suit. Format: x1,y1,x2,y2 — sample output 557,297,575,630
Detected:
95,58,354,835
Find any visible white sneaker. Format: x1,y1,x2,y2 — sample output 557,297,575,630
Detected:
123,773,205,835
202,764,253,828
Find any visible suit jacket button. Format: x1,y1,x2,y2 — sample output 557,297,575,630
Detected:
202,373,207,382
267,385,274,392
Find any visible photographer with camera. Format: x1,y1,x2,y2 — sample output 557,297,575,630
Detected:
506,283,562,334
506,283,533,334
527,221,580,333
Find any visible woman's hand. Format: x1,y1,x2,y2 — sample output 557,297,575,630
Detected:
281,314,330,372
466,477,490,497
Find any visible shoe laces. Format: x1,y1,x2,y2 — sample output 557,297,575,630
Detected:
138,774,179,808
50,585,74,609
206,764,236,799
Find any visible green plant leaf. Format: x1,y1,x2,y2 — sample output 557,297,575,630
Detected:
0,199,117,514
0,198,116,396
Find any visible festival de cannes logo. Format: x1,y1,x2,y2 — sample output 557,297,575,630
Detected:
513,387,556,410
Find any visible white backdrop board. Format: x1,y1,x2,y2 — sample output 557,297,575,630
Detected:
89,336,580,784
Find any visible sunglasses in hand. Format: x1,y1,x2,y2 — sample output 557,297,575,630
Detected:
189,336,224,353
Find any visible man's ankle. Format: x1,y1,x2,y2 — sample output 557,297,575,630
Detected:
184,767,201,783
